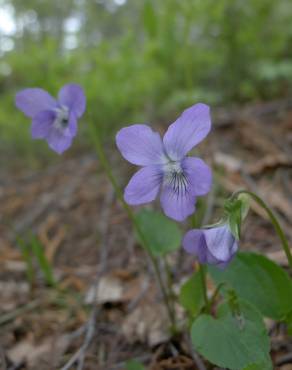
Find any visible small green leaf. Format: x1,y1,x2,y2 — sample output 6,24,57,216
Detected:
136,209,182,256
18,237,35,286
243,363,270,370
225,199,242,239
238,193,250,219
209,252,292,320
179,273,204,316
191,300,272,370
143,0,157,39
224,196,249,240
30,237,56,287
125,359,145,370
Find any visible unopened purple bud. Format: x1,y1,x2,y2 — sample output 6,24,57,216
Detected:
183,224,238,269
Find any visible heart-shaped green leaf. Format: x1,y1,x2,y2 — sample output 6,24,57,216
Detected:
191,300,272,370
179,272,205,316
209,252,292,320
126,359,145,370
136,209,182,256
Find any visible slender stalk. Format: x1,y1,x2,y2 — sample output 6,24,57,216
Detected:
163,256,177,328
191,214,210,312
208,282,226,311
232,190,292,270
89,122,176,331
198,264,209,313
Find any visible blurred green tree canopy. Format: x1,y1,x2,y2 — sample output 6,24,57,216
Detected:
0,0,292,158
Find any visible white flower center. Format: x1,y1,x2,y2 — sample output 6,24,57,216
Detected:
163,160,188,195
53,106,69,130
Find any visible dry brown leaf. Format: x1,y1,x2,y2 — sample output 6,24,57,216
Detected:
267,249,292,266
151,355,196,370
122,303,170,346
7,335,70,368
246,154,292,175
266,190,292,221
214,152,243,172
0,281,29,298
85,272,145,305
280,365,292,370
85,275,124,304
4,260,26,272
39,213,66,263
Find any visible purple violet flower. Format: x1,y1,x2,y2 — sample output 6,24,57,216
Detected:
116,103,212,221
15,84,86,154
183,224,238,269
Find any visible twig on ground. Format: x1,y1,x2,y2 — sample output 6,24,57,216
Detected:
185,334,207,370
0,346,7,370
127,274,150,312
60,186,114,370
276,352,292,366
0,300,40,326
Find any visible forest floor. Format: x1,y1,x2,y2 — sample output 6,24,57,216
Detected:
0,100,292,370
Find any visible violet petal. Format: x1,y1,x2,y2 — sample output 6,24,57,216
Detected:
124,165,163,205
46,129,73,154
160,183,196,221
183,229,208,263
58,84,86,118
163,103,211,161
15,88,57,118
182,156,212,196
31,110,55,139
116,124,165,166
203,225,238,263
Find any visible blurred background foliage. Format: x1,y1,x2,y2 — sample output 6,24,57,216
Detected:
0,0,292,162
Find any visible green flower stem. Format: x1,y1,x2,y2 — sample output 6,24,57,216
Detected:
90,123,177,332
208,282,226,311
163,256,177,324
232,190,292,270
198,264,209,313
191,214,210,313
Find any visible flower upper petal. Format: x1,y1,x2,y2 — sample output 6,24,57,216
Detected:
182,157,212,196
58,84,86,118
160,183,196,221
203,225,238,263
124,165,163,205
46,129,73,154
15,88,57,118
31,110,55,139
163,103,211,160
116,124,165,166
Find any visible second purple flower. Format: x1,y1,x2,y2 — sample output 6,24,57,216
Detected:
15,84,86,154
116,103,212,221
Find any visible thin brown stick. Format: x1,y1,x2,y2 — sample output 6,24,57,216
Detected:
60,186,114,370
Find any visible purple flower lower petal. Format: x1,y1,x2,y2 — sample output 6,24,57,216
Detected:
183,229,206,259
183,230,217,264
124,165,163,205
15,88,57,118
203,225,237,262
116,124,165,166
58,84,86,118
47,129,73,154
163,103,211,161
160,183,196,221
31,110,55,139
182,157,212,196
